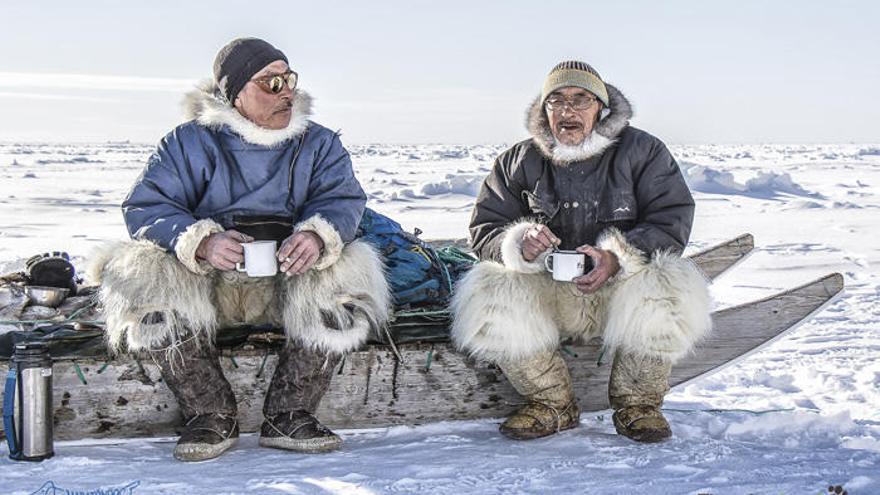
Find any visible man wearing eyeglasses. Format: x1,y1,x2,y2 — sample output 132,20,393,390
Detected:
89,38,390,461
451,61,711,443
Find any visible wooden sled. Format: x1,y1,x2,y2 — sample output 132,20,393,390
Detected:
1,234,845,440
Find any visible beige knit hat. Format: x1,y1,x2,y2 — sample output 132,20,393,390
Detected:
541,60,609,107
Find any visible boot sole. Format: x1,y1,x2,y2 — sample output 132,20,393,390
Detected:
259,434,342,453
612,416,672,443
499,419,579,441
173,437,238,462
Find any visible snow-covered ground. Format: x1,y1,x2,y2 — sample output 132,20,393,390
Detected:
1,142,879,494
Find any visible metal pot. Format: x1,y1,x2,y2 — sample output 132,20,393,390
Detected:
25,286,69,308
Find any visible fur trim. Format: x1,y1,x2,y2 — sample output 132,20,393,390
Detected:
96,240,218,353
182,79,313,147
294,214,344,271
526,83,633,164
174,219,225,275
85,242,118,285
450,261,559,363
596,227,648,281
550,134,614,164
602,252,712,363
281,240,390,355
500,220,548,274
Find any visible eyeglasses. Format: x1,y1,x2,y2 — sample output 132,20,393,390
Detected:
250,71,298,95
545,95,598,112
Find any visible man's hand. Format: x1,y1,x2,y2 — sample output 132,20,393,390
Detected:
195,230,254,271
278,231,324,276
521,224,561,262
572,246,620,294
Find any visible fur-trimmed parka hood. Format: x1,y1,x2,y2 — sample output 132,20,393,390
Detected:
526,83,633,165
182,80,313,147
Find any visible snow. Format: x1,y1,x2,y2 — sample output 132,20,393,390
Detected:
2,141,879,494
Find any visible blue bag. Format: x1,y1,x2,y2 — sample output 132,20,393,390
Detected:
356,208,474,310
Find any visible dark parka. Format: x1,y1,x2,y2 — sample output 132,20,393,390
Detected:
470,84,694,261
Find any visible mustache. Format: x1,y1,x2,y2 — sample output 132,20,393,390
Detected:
557,120,583,128
273,100,294,114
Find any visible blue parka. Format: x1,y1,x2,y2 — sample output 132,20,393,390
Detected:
122,86,366,271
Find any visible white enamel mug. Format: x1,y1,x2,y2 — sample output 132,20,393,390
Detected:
544,250,587,282
235,240,278,277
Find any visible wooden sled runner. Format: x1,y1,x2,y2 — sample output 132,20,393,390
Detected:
1,234,845,440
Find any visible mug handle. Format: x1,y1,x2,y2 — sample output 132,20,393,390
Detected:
235,261,246,272
543,253,554,272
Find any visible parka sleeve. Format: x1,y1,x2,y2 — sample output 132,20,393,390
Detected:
294,133,367,270
469,150,542,272
122,131,223,274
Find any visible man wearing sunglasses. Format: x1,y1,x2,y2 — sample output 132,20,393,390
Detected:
451,61,711,443
89,38,390,461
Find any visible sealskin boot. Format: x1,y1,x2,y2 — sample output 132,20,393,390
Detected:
498,350,580,440
608,350,673,443
174,413,239,462
259,343,342,452
147,330,239,461
260,410,342,453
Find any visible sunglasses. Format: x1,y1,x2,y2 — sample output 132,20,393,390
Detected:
250,71,298,95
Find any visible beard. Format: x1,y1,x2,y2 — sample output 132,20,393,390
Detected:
551,132,615,166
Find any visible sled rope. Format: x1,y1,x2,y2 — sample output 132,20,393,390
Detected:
0,318,104,326
66,300,98,320
392,308,449,318
337,355,346,375
561,345,578,358
382,325,404,364
596,345,608,366
425,348,434,372
72,361,87,385
0,299,102,326
436,246,477,265
255,351,270,378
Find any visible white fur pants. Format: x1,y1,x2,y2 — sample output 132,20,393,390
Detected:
450,252,712,365
89,239,390,355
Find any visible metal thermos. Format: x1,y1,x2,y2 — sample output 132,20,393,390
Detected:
3,342,54,461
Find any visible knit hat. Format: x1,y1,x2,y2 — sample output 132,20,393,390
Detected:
213,37,288,105
541,61,609,107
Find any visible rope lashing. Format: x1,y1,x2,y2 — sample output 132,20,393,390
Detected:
72,361,87,385
255,352,270,378
425,348,434,372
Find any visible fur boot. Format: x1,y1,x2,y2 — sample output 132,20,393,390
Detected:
498,350,580,440
259,344,342,453
608,349,672,443
146,333,238,461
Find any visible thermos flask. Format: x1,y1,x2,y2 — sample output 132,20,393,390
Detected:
3,342,54,461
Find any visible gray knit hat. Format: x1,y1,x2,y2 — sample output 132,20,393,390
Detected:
213,37,288,105
541,60,609,107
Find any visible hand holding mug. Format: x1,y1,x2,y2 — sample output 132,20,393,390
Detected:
278,231,324,276
196,230,254,271
521,224,561,262
572,246,620,294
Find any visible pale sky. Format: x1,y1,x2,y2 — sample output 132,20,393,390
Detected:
1,0,877,145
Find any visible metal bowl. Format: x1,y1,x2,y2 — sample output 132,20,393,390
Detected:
26,285,70,308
